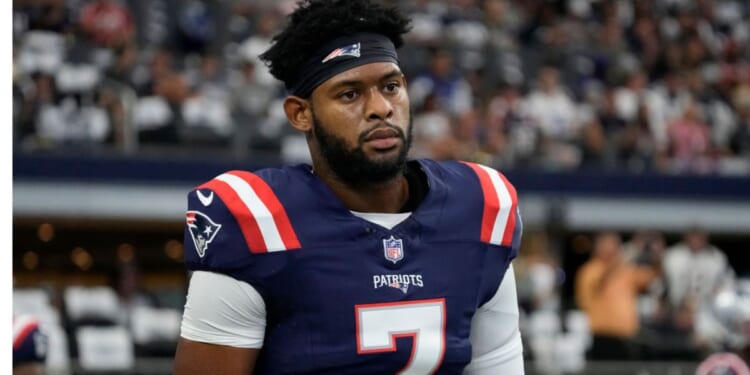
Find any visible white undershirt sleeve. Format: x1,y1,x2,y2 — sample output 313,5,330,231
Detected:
180,271,267,348
463,264,525,374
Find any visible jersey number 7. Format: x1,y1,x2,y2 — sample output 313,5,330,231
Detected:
355,298,446,375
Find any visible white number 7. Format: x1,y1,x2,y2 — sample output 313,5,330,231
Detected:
355,298,446,375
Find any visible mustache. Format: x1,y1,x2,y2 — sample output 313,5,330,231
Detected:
358,122,406,143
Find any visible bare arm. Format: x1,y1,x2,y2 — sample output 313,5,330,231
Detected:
176,271,267,374
173,338,260,375
13,363,46,375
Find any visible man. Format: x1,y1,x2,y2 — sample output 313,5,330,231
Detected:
575,231,657,360
173,0,524,373
664,226,736,353
13,314,48,375
694,285,750,375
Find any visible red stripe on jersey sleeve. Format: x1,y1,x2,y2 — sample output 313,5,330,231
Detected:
13,321,38,349
228,171,301,250
497,171,518,247
461,162,500,244
199,179,268,253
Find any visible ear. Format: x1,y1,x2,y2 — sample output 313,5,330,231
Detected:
283,96,313,132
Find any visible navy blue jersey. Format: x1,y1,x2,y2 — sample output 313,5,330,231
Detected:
183,159,522,374
13,315,47,367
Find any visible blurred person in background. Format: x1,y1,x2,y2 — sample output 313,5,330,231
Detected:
663,226,737,354
666,98,715,174
485,82,540,168
408,47,473,116
77,0,134,49
694,284,750,375
515,232,560,314
13,314,48,375
575,231,659,360
409,92,454,160
729,83,750,162
523,64,582,170
174,0,216,57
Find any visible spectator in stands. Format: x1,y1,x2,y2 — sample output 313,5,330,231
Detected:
105,41,138,87
78,0,135,48
9,0,750,176
685,69,738,160
644,71,694,155
15,72,58,148
133,48,174,97
137,72,191,144
485,82,539,168
410,92,454,160
408,47,473,116
627,13,661,77
237,10,281,88
174,0,216,56
575,231,659,360
230,58,278,150
663,226,736,352
620,104,666,172
730,84,750,161
666,98,715,174
16,0,70,34
524,65,582,170
180,54,234,145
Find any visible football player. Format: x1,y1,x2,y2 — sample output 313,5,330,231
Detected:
173,0,524,373
13,314,48,375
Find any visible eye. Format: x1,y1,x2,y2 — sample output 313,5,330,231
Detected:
384,82,401,93
339,90,359,101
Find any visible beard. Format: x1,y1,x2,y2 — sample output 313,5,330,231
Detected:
311,112,412,188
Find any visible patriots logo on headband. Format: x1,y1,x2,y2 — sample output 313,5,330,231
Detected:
321,43,361,63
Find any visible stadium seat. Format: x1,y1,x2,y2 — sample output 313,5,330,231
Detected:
130,305,181,356
45,323,71,374
64,286,121,325
76,326,134,371
13,288,52,316
565,309,592,350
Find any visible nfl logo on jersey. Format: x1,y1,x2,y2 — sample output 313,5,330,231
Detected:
383,236,404,264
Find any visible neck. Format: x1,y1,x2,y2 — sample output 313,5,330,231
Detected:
312,160,409,213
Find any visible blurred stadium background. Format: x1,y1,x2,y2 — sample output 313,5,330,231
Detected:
11,0,750,374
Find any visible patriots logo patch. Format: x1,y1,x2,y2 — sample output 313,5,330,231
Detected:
186,211,222,257
321,43,361,63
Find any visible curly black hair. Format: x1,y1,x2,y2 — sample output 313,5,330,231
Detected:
259,0,411,87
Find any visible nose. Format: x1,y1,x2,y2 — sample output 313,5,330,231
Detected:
364,88,393,121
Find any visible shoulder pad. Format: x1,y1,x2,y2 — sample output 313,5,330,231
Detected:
184,170,301,271
459,162,520,249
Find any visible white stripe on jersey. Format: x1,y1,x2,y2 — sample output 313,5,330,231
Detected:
216,173,287,252
476,164,513,246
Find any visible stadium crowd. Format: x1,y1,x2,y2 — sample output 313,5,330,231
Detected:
12,0,750,174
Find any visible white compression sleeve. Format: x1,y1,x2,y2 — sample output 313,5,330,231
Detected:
180,271,266,348
463,264,525,374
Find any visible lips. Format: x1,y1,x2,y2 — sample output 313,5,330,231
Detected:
364,128,399,141
364,128,401,150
